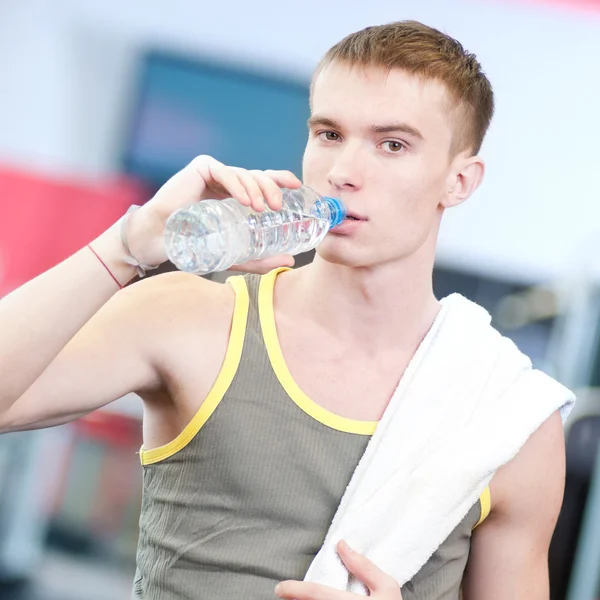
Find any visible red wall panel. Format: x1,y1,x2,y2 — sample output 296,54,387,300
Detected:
0,166,145,296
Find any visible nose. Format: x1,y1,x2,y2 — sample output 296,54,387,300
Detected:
327,143,363,192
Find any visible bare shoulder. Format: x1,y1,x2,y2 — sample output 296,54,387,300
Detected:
489,410,565,525
115,272,235,349
114,270,239,385
130,272,243,449
86,270,237,365
120,270,235,322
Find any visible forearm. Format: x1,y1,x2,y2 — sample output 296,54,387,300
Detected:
0,221,137,410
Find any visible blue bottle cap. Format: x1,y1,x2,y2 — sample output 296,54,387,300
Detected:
323,196,347,228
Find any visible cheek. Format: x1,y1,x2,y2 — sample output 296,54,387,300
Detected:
376,175,441,224
401,160,447,204
302,142,328,179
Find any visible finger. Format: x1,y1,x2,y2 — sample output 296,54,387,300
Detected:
229,254,295,274
249,170,284,211
233,169,267,212
337,540,399,595
204,161,252,207
263,169,303,190
275,580,351,600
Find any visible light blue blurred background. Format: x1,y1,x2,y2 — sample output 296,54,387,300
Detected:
1,1,600,598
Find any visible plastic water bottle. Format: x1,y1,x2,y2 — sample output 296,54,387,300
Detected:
164,186,346,275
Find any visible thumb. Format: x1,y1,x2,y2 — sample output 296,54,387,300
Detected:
337,540,399,595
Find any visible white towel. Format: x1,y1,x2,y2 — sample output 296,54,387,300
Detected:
304,293,575,593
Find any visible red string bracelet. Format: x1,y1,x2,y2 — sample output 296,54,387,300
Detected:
87,245,123,289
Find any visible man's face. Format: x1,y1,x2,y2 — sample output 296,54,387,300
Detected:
303,61,461,269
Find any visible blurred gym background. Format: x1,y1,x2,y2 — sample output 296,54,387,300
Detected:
1,0,600,598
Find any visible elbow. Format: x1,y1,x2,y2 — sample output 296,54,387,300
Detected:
0,406,20,434
0,400,34,434
0,416,16,435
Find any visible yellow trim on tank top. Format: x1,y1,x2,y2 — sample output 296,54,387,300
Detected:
474,486,492,529
258,268,492,527
139,275,250,466
259,267,378,436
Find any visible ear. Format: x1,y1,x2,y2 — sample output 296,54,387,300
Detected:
442,156,485,209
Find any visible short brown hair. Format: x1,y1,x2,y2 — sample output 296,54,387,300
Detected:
314,21,494,156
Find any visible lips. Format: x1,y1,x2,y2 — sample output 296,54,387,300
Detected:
329,210,366,234
345,211,367,221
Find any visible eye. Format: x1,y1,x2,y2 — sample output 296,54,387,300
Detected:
381,140,406,154
317,131,341,142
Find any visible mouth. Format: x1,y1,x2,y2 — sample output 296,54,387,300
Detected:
329,211,367,233
345,212,367,221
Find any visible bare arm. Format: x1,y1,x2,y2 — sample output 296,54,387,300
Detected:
462,410,566,599
0,223,137,413
0,156,301,431
1,272,169,432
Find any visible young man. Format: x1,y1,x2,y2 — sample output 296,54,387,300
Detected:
0,21,567,600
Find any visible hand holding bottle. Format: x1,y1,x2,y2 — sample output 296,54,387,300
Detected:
123,155,304,274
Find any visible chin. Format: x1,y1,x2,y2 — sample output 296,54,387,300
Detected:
314,237,374,268
315,235,416,270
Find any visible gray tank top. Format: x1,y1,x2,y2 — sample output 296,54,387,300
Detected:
132,268,490,600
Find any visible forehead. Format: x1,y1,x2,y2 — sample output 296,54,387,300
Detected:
311,62,454,144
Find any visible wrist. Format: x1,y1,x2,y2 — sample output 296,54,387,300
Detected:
91,220,139,286
120,205,162,278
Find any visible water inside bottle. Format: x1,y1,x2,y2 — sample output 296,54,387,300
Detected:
245,206,329,260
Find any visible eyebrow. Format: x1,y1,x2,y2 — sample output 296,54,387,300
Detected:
307,115,424,141
307,116,342,130
371,123,424,140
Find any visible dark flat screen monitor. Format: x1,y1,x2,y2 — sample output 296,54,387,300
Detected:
122,51,311,187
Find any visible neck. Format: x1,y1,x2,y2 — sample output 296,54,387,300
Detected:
285,252,440,354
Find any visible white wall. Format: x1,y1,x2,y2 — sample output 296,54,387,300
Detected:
0,0,599,283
